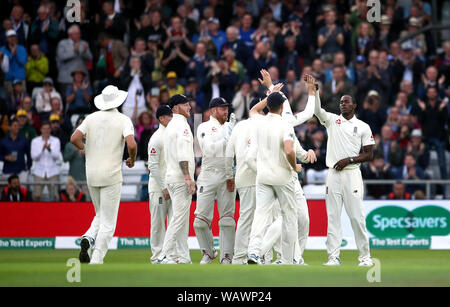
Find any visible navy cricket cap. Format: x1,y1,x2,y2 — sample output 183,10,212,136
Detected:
267,92,285,109
168,94,190,108
156,105,173,118
209,97,229,109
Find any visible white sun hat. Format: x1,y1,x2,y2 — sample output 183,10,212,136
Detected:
94,85,128,111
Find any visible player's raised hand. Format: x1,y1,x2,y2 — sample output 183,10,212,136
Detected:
258,69,273,88
270,82,284,94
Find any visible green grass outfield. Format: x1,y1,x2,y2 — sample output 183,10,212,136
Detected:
0,249,449,287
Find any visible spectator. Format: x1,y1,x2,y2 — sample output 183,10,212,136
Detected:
435,41,450,82
388,181,412,200
25,44,49,95
65,68,93,116
0,118,31,183
127,38,154,76
311,58,325,84
16,109,37,142
317,10,344,57
385,106,402,135
325,51,355,83
374,125,404,177
146,34,164,84
361,153,392,199
185,41,212,89
147,10,167,44
222,48,246,84
1,173,32,201
353,21,377,58
120,55,152,124
246,40,278,80
221,26,251,66
30,121,61,201
159,71,185,98
304,128,328,184
35,77,62,120
400,17,427,56
399,153,425,194
7,79,28,116
406,128,430,171
176,4,197,40
29,5,59,63
321,64,356,115
132,13,153,45
49,114,69,150
264,0,290,23
202,59,239,107
279,35,302,80
239,13,256,51
97,32,129,87
416,87,448,182
378,15,397,51
0,29,27,96
184,77,205,111
21,96,41,133
59,176,86,202
136,111,157,161
99,0,127,40
231,81,253,121
358,90,387,136
417,66,446,100
391,41,425,94
9,5,28,46
56,25,93,96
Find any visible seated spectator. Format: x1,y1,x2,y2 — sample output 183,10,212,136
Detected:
49,114,69,149
435,40,450,82
193,17,226,59
56,24,92,95
1,173,31,201
322,64,356,115
137,111,158,161
406,128,430,171
388,181,412,200
59,176,86,202
385,106,402,135
304,128,327,184
358,90,387,136
65,68,93,116
374,125,404,177
0,118,31,183
127,37,154,76
399,153,426,194
25,44,49,94
16,109,37,142
159,71,185,98
20,96,41,133
0,29,27,97
7,79,28,115
311,58,326,84
49,97,71,134
361,153,392,199
35,77,62,120
30,121,61,201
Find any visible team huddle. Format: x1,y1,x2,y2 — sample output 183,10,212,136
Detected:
73,69,375,266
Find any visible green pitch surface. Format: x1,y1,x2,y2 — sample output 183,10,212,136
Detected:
0,249,449,287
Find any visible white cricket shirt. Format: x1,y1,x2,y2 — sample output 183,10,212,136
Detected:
197,116,227,172
77,108,135,187
147,125,167,192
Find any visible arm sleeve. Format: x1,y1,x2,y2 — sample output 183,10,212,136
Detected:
176,125,193,163
283,94,315,127
50,138,61,160
30,139,42,161
225,129,236,179
294,137,309,163
361,124,375,147
147,137,166,190
122,117,135,138
1,54,9,73
314,90,331,127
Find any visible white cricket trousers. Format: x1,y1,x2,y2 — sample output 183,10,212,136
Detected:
326,168,370,261
149,192,173,263
233,186,256,263
260,180,310,262
161,182,192,263
194,170,236,260
248,181,298,264
83,182,122,262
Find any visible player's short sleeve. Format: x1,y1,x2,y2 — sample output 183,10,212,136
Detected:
361,123,375,147
282,123,296,143
76,116,88,135
122,116,135,138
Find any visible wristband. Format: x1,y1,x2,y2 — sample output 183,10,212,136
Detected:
269,84,275,92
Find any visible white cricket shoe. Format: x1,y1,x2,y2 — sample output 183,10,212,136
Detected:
358,257,374,267
295,258,308,266
89,250,103,265
231,257,247,265
220,253,232,264
248,253,264,265
158,256,177,264
200,249,218,264
323,257,341,266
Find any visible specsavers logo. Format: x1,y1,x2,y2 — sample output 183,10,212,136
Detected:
366,205,449,237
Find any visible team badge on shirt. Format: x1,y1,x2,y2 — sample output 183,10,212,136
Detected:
212,127,217,132
149,148,157,155
183,129,189,136
336,119,341,125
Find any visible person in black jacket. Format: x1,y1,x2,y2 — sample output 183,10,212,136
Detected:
99,0,127,40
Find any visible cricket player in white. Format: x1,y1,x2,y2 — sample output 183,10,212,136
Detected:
71,85,137,264
247,72,318,264
246,91,300,265
194,97,236,264
159,94,196,264
147,105,174,263
314,90,375,267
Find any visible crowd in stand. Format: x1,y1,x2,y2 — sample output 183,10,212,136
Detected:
0,0,449,201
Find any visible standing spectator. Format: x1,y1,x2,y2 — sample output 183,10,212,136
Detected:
417,87,448,182
435,41,450,82
246,40,278,80
239,13,256,51
358,90,387,136
56,25,93,96
417,66,446,100
406,128,430,171
202,59,239,107
264,0,290,23
7,79,28,116
146,34,165,84
97,32,129,87
16,109,37,142
132,13,153,44
400,17,427,56
184,77,205,111
1,174,32,202
99,0,127,40
65,68,93,116
120,55,152,124
136,111,157,161
222,48,246,84
279,35,302,80
59,176,86,202
35,77,62,120
127,38,154,76
176,4,197,39
21,96,41,133
25,44,49,95
0,118,31,183
147,10,167,44
324,51,355,83
317,10,344,57
9,5,28,46
361,153,393,199
30,121,61,201
221,26,251,66
353,21,377,58
378,15,396,51
388,181,412,200
0,29,27,96
374,125,404,178
231,81,253,121
322,65,356,115
311,58,325,84
185,41,212,89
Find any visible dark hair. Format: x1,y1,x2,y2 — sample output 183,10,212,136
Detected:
8,174,19,184
40,121,51,128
